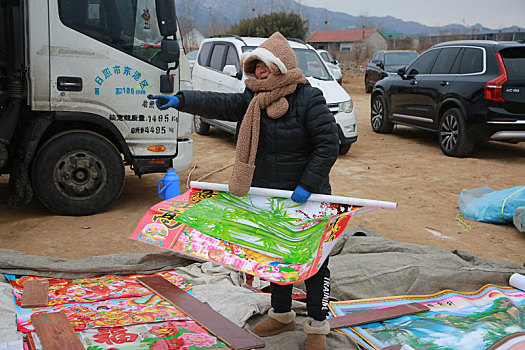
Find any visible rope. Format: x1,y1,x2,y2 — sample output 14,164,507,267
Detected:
501,187,525,221
455,213,471,232
185,163,234,189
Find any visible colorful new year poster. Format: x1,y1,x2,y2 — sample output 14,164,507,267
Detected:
28,320,231,350
6,271,191,307
131,182,396,285
5,272,192,333
329,285,525,350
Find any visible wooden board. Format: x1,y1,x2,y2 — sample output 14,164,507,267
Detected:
328,302,429,329
31,311,83,350
138,275,264,350
22,280,49,308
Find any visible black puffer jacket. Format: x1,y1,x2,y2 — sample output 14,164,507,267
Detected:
178,82,339,194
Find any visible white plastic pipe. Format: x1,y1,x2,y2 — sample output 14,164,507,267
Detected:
190,181,398,210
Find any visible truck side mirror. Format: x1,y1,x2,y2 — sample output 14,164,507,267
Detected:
160,39,180,63
155,0,178,37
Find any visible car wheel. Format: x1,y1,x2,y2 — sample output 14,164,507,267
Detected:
194,116,210,135
438,108,475,157
31,131,125,216
339,143,351,155
371,94,393,133
365,75,372,93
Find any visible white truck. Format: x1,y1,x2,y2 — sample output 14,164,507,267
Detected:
0,0,193,215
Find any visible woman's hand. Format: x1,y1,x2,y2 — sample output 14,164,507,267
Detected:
147,94,180,110
291,185,311,203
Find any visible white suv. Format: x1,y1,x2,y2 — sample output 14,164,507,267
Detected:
317,49,343,84
191,35,357,155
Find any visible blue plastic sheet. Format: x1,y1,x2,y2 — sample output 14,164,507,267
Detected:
458,186,525,223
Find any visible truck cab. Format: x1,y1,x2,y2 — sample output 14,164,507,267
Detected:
0,0,193,215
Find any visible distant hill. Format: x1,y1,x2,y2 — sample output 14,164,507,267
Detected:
174,0,524,37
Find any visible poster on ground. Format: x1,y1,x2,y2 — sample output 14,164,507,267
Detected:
329,284,525,350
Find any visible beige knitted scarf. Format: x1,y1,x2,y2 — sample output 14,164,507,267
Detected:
229,68,306,196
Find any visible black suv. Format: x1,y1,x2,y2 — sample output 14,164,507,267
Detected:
365,50,419,93
370,40,525,157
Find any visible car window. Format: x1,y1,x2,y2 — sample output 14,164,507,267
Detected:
198,42,212,66
500,48,525,79
324,51,335,62
58,0,165,69
430,47,462,74
186,50,198,60
449,48,464,74
225,45,240,71
407,49,440,75
459,48,484,74
209,44,226,71
384,52,419,66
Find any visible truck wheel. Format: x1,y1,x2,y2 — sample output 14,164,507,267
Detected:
194,116,210,135
371,94,393,133
439,108,475,157
339,143,351,155
31,131,124,216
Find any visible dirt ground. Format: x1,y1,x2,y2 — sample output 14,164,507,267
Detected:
1,73,524,267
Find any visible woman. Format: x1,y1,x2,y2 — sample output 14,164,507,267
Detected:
149,32,339,350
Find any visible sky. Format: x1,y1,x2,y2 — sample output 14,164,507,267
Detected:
299,0,525,29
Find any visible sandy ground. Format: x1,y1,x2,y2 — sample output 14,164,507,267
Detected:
0,73,524,267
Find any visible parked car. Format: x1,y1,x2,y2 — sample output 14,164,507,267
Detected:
317,49,343,84
191,35,357,155
365,50,419,93
370,40,525,157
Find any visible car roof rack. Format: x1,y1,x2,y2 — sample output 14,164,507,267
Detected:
209,34,247,46
287,38,310,48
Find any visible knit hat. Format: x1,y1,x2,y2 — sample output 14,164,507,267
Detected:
228,32,306,197
242,32,298,77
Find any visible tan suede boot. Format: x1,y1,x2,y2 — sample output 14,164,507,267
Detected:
302,318,330,350
252,308,296,337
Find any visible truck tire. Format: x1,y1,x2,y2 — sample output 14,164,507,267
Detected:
31,131,125,216
194,116,210,135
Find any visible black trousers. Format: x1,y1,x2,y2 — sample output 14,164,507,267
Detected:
270,257,330,321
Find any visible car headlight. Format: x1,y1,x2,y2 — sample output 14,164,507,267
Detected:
339,100,353,113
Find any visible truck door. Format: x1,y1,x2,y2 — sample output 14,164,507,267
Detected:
48,0,184,161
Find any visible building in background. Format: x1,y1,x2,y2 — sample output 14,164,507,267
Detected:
307,29,387,66
307,29,387,53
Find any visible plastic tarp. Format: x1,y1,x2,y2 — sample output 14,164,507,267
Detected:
515,207,525,232
458,186,525,223
1,225,524,349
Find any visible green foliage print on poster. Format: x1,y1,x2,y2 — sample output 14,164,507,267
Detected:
177,192,335,264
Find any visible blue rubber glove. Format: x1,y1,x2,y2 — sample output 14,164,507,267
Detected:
291,185,311,203
147,94,180,110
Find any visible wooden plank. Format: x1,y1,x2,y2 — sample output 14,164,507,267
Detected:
22,280,49,308
487,332,525,349
138,275,264,350
328,302,429,329
31,311,83,350
381,346,404,350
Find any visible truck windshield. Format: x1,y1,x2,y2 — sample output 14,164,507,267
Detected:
58,0,168,68
242,46,332,81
